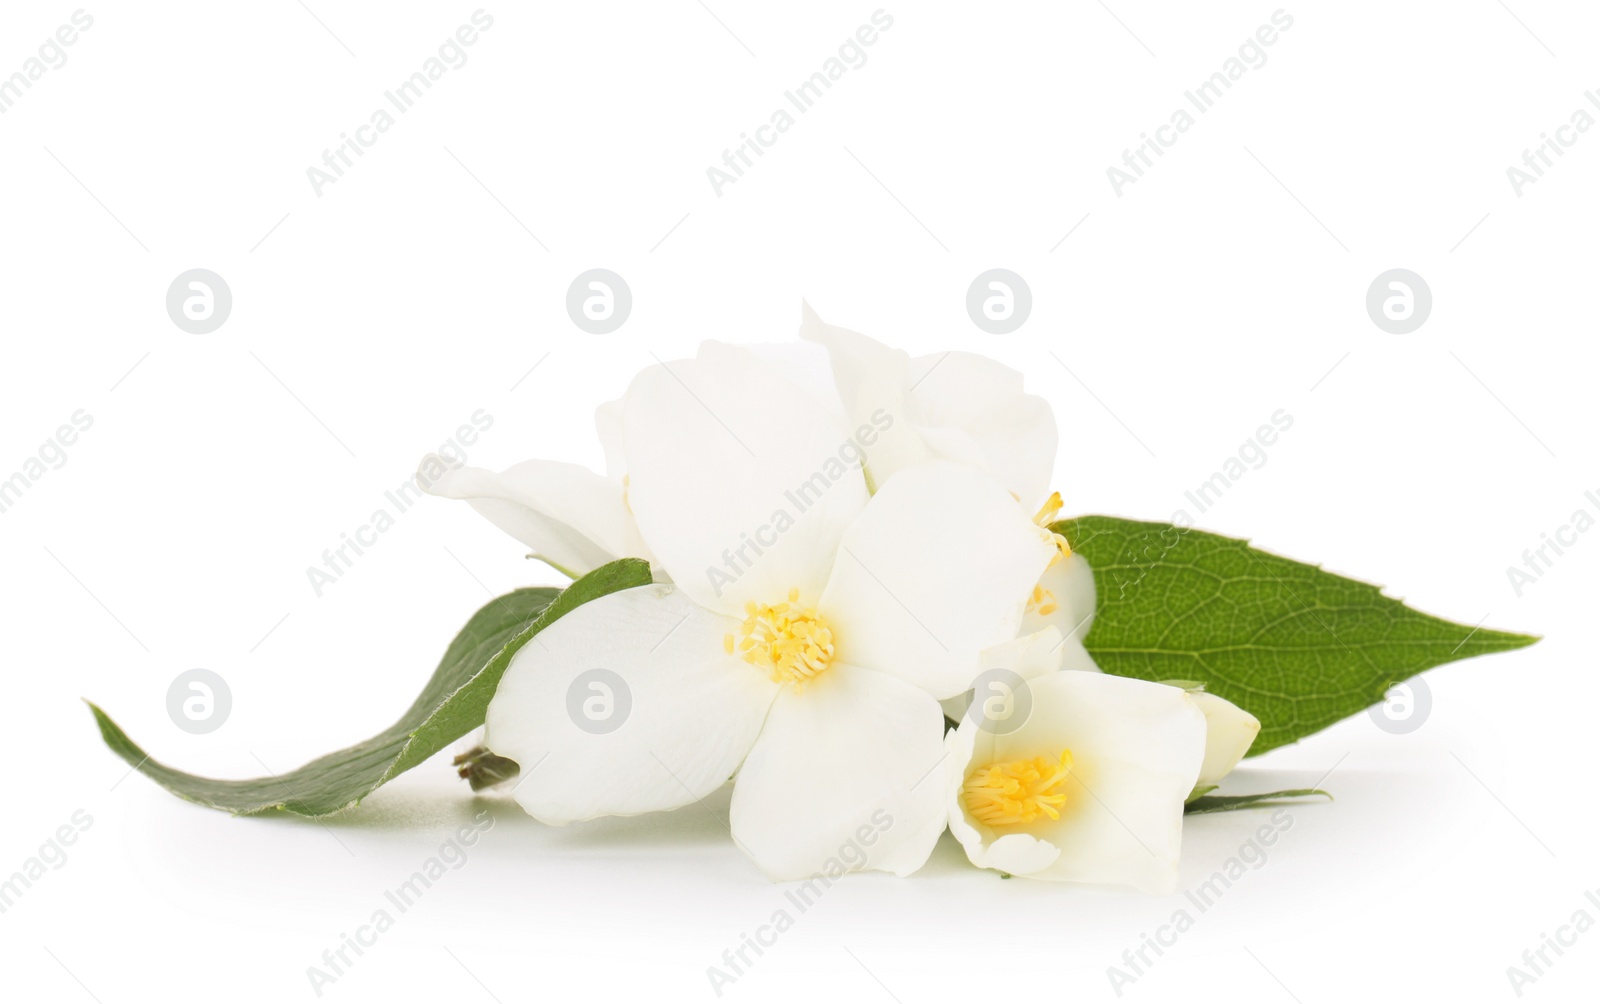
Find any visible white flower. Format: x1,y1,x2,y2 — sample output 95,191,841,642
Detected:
483,343,1058,880
947,632,1207,891
800,302,1057,507
1009,535,1264,787
800,303,1092,666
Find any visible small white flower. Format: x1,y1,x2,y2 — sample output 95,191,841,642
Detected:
947,637,1207,892
484,343,1058,880
945,648,1260,788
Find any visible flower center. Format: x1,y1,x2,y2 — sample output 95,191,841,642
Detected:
1033,492,1072,565
724,588,836,691
963,749,1075,827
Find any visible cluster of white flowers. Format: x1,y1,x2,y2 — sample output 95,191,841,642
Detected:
420,304,1260,892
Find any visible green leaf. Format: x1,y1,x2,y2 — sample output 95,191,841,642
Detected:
1185,788,1331,815
87,558,653,817
1058,516,1539,755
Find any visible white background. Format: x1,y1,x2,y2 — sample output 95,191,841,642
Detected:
1,2,1595,1001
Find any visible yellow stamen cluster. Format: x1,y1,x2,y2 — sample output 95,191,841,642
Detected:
1033,491,1072,565
1026,584,1058,617
724,588,836,691
963,749,1075,827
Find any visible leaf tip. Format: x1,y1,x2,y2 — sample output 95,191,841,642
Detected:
1466,626,1542,655
83,698,119,736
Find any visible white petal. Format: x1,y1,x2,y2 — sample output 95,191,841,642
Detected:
801,302,1057,508
1189,691,1262,786
980,622,1099,679
700,337,847,421
729,664,948,881
819,460,1058,699
908,352,1057,510
418,453,642,577
952,629,1070,731
949,671,1205,892
799,301,931,491
622,343,868,615
1055,634,1103,674
799,300,908,424
979,627,1066,682
595,396,628,481
1022,551,1097,643
485,584,778,824
981,833,1063,873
